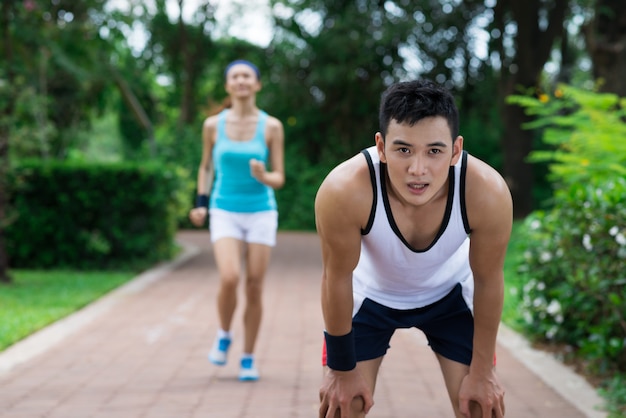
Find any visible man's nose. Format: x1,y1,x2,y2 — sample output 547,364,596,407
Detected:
408,156,426,175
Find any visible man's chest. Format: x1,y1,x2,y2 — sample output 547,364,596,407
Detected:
389,201,447,250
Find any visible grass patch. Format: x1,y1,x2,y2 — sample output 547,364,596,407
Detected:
0,270,136,351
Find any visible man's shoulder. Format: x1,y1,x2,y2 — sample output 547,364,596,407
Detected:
317,151,373,205
465,154,507,189
464,154,513,227
326,151,371,184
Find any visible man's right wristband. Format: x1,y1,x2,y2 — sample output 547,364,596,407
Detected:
195,194,208,208
324,329,357,371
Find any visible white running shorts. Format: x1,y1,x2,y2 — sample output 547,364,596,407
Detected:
209,208,278,247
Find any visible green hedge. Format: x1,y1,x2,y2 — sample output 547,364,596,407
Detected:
6,160,187,269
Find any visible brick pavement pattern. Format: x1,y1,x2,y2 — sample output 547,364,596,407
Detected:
0,231,601,417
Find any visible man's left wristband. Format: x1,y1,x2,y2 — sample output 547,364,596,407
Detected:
195,194,209,208
324,329,357,371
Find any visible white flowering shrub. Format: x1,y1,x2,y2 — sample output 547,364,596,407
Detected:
517,177,626,373
510,83,626,413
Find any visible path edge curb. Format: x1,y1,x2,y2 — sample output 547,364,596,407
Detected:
497,323,607,418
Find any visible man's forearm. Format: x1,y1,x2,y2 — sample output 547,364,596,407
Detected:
470,278,504,373
321,274,354,336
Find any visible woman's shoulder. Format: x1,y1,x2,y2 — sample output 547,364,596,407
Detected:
203,113,221,129
263,112,284,139
264,112,284,129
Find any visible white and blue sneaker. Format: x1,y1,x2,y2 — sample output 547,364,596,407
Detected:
208,336,231,366
238,357,259,381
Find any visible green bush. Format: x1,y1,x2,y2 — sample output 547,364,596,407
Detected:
517,178,626,372
600,373,626,417
6,160,187,269
509,84,626,374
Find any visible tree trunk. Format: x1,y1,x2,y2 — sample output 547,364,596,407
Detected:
498,0,568,218
0,1,14,283
109,65,156,157
177,0,195,125
585,0,626,96
0,129,10,284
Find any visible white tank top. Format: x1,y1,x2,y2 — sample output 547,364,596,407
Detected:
352,146,474,312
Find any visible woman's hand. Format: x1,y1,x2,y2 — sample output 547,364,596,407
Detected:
188,207,208,227
249,158,266,181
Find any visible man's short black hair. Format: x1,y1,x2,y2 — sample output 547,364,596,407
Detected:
378,79,459,142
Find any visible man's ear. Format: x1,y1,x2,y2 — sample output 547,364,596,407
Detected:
375,133,386,163
451,136,464,165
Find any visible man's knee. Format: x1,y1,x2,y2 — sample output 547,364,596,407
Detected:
329,396,366,418
351,396,365,416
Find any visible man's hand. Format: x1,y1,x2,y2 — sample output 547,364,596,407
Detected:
188,207,207,227
319,368,374,418
458,369,505,418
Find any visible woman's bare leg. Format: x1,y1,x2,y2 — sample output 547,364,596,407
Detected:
242,242,272,354
213,238,243,331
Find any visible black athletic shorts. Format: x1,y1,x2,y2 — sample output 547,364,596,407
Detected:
350,283,474,365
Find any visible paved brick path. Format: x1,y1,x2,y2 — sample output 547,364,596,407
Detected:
0,231,606,417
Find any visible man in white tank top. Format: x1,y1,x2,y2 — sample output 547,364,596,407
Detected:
315,79,512,418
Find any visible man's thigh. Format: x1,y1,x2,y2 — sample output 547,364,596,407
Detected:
436,354,483,418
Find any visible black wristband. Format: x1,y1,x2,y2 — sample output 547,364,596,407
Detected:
195,194,208,208
324,329,356,371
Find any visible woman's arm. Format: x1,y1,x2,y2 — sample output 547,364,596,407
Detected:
189,117,216,227
251,115,285,189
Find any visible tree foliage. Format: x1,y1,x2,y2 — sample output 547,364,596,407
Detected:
267,0,501,165
2,0,625,259
267,0,411,163
0,0,119,160
508,84,626,188
145,0,218,125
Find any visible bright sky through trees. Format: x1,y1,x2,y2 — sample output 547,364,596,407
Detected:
105,0,273,49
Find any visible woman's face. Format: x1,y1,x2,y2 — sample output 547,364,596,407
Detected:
225,64,261,99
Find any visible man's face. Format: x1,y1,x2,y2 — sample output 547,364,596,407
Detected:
375,116,463,207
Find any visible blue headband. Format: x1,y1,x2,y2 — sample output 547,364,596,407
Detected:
224,60,260,79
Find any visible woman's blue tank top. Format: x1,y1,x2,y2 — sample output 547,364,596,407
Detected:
209,109,277,212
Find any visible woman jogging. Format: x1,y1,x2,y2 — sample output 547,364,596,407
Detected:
189,59,285,381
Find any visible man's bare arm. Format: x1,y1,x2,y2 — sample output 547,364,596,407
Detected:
315,159,375,418
315,166,362,337
460,157,512,418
